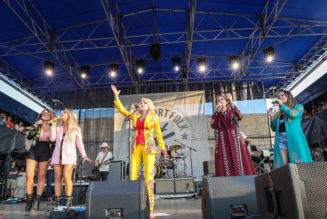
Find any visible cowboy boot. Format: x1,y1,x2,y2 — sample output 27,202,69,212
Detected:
65,196,73,208
31,194,41,211
25,194,33,211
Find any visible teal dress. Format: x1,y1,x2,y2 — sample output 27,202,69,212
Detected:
271,104,312,168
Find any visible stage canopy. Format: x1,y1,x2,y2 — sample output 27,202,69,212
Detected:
1,0,327,108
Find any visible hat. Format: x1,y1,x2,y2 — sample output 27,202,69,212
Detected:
100,142,110,148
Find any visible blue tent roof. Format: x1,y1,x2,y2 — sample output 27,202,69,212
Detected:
0,0,327,108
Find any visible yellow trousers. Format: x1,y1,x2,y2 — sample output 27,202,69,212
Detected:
131,144,156,211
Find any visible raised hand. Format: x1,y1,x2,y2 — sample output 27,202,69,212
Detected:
111,84,121,99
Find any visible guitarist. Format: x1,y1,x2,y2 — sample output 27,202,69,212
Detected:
94,142,113,181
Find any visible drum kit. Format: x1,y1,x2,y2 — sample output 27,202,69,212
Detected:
155,144,188,179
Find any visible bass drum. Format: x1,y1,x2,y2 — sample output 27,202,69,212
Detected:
139,162,162,179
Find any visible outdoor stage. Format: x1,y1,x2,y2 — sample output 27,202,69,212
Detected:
0,197,202,219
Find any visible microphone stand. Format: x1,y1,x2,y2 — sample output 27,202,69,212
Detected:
125,108,138,180
228,101,244,176
175,140,197,177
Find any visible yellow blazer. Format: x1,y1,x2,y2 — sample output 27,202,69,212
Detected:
114,100,165,155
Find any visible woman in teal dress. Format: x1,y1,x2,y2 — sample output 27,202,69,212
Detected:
269,90,312,168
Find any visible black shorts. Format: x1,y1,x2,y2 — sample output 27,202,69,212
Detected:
26,141,51,162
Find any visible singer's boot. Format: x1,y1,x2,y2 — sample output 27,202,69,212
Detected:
65,196,73,208
31,194,41,211
55,196,61,207
25,194,33,211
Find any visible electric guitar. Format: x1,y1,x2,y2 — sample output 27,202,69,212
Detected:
92,156,114,174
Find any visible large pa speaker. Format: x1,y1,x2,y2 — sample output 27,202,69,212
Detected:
86,180,149,219
255,162,327,219
107,160,125,181
202,176,257,219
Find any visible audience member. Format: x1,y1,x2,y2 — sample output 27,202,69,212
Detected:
15,121,26,133
5,115,14,129
6,161,18,199
13,166,26,199
0,112,6,126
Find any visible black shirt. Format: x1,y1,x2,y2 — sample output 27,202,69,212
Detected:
279,114,286,133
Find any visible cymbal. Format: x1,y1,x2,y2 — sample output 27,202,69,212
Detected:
169,145,181,151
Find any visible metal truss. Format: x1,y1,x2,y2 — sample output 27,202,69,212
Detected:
0,58,49,102
277,35,327,88
183,0,197,89
1,2,327,94
2,0,84,90
101,0,139,85
239,0,288,79
1,9,327,56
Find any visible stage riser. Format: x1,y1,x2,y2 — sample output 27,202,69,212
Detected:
255,162,327,219
202,175,258,219
155,178,195,194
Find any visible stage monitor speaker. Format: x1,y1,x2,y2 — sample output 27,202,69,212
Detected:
86,179,149,219
107,160,125,181
255,162,327,219
72,185,88,205
202,175,257,219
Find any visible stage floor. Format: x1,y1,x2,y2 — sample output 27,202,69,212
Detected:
0,197,202,218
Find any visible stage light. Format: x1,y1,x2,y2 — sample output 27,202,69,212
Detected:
229,56,241,70
109,64,118,77
197,58,207,72
136,60,145,74
80,66,91,79
171,57,181,72
264,46,275,62
44,60,54,76
150,43,161,62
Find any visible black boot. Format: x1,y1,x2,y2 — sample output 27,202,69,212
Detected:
65,196,73,208
55,196,61,207
25,194,33,211
31,195,41,211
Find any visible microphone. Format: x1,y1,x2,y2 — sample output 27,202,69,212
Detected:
47,116,60,125
134,104,140,109
272,100,279,105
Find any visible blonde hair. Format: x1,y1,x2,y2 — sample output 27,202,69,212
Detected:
64,109,80,142
139,98,156,116
216,95,231,109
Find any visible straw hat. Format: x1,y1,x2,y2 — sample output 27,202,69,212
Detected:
100,142,110,148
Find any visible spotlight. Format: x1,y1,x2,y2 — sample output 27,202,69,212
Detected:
228,56,241,70
150,43,161,62
109,64,118,77
44,60,54,76
136,60,145,74
80,66,91,79
263,46,275,62
197,58,207,72
171,57,181,72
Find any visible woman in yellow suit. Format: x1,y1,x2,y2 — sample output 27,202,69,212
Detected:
111,85,167,213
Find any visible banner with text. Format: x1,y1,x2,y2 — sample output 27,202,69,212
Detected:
113,91,209,179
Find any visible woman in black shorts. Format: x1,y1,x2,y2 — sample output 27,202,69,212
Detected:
25,109,54,211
